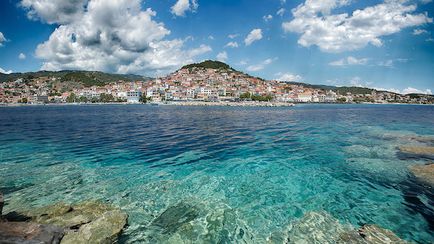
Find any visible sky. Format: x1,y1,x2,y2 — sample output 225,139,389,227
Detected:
0,0,433,94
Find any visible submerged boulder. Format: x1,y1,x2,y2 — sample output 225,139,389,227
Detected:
285,211,408,244
0,222,64,244
14,200,128,244
0,191,3,217
398,146,434,159
150,202,200,235
60,210,127,244
409,163,434,187
287,211,353,244
26,201,119,229
358,224,407,244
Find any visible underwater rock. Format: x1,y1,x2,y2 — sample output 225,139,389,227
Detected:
145,201,254,243
0,191,3,217
409,163,434,187
286,212,407,244
0,222,64,244
150,202,200,235
358,224,407,244
17,201,128,243
201,205,253,243
398,146,434,159
26,201,118,229
287,211,353,244
60,210,127,244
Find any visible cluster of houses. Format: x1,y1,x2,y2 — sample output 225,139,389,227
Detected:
0,67,432,105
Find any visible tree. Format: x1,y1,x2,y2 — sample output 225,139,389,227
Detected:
337,97,347,103
66,93,77,103
239,92,251,100
139,94,152,103
79,96,88,103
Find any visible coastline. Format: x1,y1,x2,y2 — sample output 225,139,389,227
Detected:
1,101,433,107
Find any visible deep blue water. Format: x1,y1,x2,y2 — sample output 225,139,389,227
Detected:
0,104,433,243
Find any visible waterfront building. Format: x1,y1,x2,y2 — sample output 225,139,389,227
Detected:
127,91,142,103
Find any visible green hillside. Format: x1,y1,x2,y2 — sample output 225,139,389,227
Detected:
0,70,148,87
181,60,234,70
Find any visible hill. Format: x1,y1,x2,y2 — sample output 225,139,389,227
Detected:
0,70,148,87
181,60,234,71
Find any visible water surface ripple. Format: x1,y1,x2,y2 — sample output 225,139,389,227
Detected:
0,104,433,243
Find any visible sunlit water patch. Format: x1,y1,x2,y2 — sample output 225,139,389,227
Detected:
0,104,433,243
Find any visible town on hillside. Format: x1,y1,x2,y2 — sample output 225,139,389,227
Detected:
0,61,433,105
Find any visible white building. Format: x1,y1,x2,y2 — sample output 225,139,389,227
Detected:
127,91,142,103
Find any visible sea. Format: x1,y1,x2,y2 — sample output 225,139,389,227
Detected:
0,104,433,243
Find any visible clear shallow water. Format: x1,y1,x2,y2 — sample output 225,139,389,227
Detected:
0,104,433,243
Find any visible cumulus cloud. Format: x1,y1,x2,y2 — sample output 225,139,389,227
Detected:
216,51,228,62
171,0,198,17
0,67,13,74
263,14,273,22
19,53,26,60
402,87,432,94
277,8,286,17
228,34,239,39
0,32,7,46
225,41,239,48
413,28,428,35
283,0,432,52
246,58,276,72
245,29,263,46
329,56,368,66
22,0,210,75
275,72,302,82
20,0,88,24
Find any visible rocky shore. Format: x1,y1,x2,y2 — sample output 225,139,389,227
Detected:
0,196,128,244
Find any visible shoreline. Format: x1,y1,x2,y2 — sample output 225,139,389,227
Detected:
0,101,433,107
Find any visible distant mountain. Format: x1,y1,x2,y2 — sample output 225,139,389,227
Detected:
1,63,431,97
0,70,149,87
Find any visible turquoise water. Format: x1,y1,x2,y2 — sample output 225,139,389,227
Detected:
0,104,433,243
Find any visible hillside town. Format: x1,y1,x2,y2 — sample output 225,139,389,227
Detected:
0,61,433,105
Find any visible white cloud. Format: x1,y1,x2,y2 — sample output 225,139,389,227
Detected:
208,35,214,40
23,0,210,75
216,51,228,62
19,53,26,60
413,28,428,35
246,58,276,72
171,0,198,17
402,87,432,94
0,67,13,74
263,14,273,22
20,0,88,24
244,29,263,46
277,8,285,17
0,32,7,46
275,72,302,82
377,58,407,67
225,41,239,48
238,60,248,65
329,56,368,66
283,0,433,53
228,34,239,39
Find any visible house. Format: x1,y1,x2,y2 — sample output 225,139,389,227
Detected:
127,91,142,103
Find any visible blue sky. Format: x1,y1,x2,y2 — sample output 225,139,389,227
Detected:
0,0,433,94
